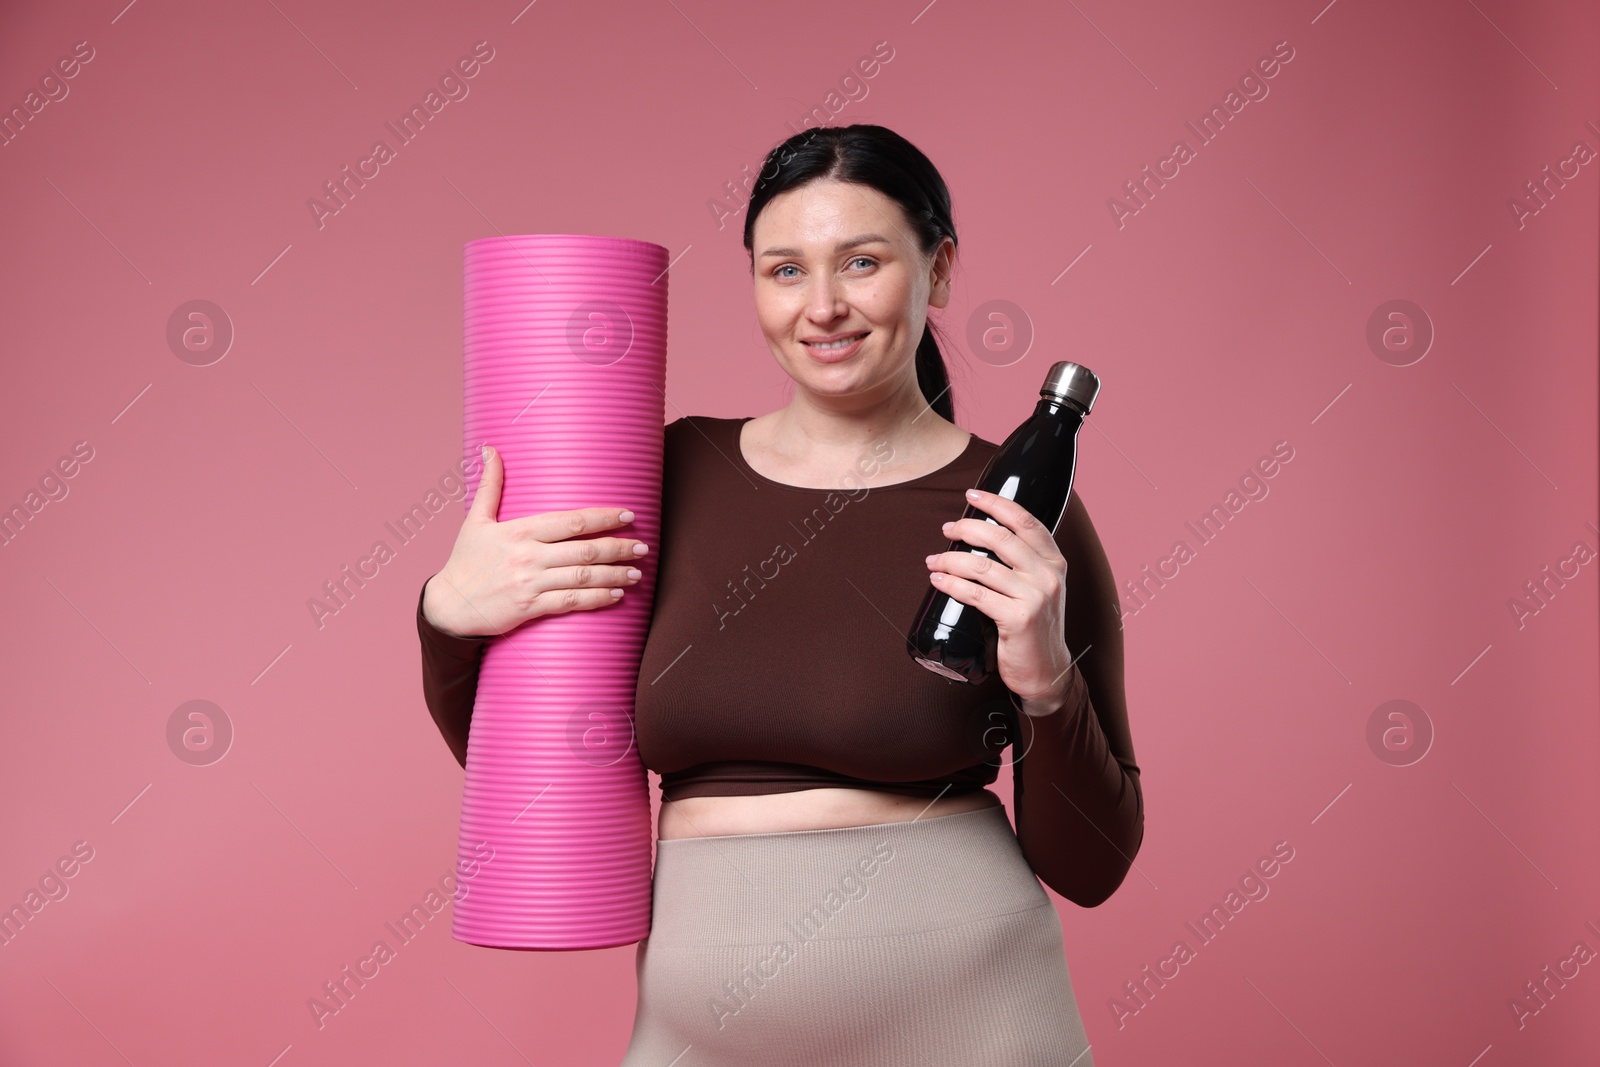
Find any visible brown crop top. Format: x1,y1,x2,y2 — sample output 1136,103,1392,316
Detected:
417,414,1145,906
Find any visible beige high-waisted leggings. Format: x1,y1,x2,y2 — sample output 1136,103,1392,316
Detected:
618,803,1094,1066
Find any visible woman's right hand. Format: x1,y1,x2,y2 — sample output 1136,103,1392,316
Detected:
421,445,649,638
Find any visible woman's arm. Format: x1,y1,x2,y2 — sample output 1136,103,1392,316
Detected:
1011,491,1144,907
415,428,668,773
416,574,490,769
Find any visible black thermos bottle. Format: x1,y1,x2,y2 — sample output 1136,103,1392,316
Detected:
906,361,1100,686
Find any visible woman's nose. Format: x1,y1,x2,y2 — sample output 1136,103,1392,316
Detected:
808,276,844,319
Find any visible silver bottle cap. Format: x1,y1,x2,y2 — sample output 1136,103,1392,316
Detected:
1041,361,1099,413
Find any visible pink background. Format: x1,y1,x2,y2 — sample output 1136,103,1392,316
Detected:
2,0,1596,1064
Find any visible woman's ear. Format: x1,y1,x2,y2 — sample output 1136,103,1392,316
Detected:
928,236,956,309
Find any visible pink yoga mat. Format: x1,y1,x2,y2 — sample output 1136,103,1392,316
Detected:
451,233,665,950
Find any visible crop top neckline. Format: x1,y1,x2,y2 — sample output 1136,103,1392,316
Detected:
729,415,981,494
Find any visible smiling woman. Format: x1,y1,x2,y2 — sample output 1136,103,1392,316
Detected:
747,164,959,432
416,123,1141,1066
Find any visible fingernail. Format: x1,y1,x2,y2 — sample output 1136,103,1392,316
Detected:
965,488,981,500
925,554,937,565
481,445,492,463
633,543,649,555
619,510,635,523
626,568,642,580
942,521,954,531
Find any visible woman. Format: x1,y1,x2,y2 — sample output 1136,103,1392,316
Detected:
417,124,1143,1066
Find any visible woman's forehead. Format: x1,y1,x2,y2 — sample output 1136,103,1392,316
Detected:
754,183,908,251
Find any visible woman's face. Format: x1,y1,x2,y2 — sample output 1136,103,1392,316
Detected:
750,178,952,407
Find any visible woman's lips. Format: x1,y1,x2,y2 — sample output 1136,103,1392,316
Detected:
801,331,868,362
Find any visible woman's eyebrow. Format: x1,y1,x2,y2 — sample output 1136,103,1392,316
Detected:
757,233,892,259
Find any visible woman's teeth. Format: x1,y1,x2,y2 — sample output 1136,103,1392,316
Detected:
807,334,863,349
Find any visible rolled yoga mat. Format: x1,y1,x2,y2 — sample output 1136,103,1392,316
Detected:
451,233,666,950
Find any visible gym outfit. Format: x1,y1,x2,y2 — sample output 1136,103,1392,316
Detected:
417,415,1144,1065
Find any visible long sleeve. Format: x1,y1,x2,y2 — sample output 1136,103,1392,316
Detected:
415,575,489,769
1011,492,1145,908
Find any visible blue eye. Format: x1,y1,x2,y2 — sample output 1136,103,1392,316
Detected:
772,257,875,279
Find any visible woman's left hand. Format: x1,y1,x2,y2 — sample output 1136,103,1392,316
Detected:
925,488,1077,717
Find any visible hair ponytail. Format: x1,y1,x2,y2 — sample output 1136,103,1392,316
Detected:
914,322,954,422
